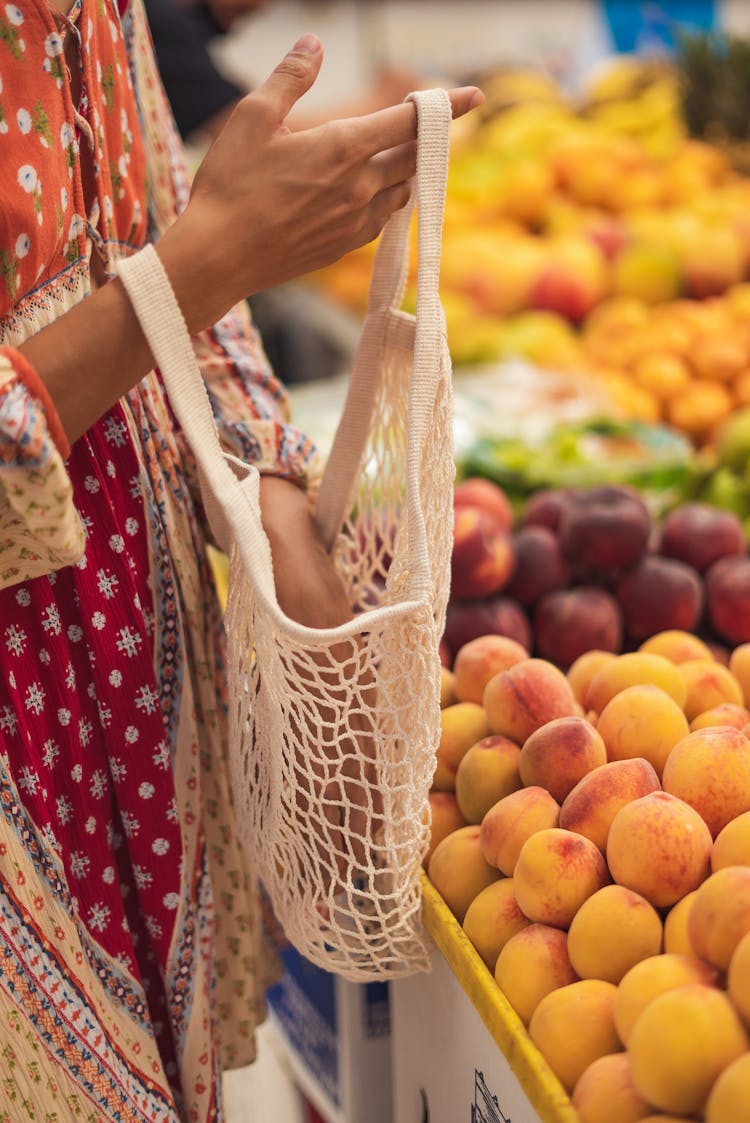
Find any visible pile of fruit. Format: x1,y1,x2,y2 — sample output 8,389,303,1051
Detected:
428,630,750,1121
445,474,750,671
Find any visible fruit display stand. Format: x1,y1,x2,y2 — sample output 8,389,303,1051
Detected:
391,875,577,1123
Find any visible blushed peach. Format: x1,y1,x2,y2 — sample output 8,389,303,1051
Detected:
596,684,689,778
572,1053,653,1123
705,1052,750,1123
606,792,712,908
494,923,578,1026
439,667,456,708
513,827,610,929
452,633,528,705
453,476,514,533
560,759,661,853
519,716,607,803
483,657,577,742
584,652,687,716
687,864,750,970
675,658,744,722
663,891,698,955
712,809,750,870
450,506,515,600
662,725,750,837
567,649,617,706
729,641,750,707
480,785,560,876
432,701,491,791
424,792,466,867
690,702,750,731
614,952,719,1045
455,735,522,824
727,928,750,1026
427,824,500,923
567,884,663,984
529,979,621,1092
640,629,714,665
462,877,530,972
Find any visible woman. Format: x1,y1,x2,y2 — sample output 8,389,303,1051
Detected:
0,2,481,1119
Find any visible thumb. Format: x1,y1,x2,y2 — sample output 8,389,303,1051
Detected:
257,34,324,125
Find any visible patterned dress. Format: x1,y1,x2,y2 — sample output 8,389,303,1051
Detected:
0,2,319,1119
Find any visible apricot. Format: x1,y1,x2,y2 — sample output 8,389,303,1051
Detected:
704,1052,750,1123
560,759,661,853
729,642,750,707
480,785,560,876
455,735,522,824
690,702,750,731
606,791,712,907
663,891,698,956
528,979,620,1092
640,628,714,664
483,658,577,743
727,928,750,1026
596,684,689,778
424,792,466,867
712,809,750,870
513,827,610,929
687,865,750,970
567,885,663,985
494,923,577,1026
627,984,749,1116
432,702,491,791
452,634,528,705
567,650,617,706
614,952,719,1045
427,824,500,923
462,877,530,972
584,652,687,716
519,716,607,803
662,725,750,837
675,658,744,722
572,1053,653,1123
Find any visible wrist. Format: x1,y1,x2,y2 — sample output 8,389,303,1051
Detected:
155,209,238,334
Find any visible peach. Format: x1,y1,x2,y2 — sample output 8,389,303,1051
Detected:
706,555,750,645
514,827,610,929
452,633,528,705
606,792,712,907
534,586,623,670
528,979,620,1092
519,716,607,803
494,923,577,1026
483,658,577,742
675,658,744,722
690,702,750,731
705,1052,750,1123
432,702,491,792
659,501,746,575
453,476,514,534
729,642,750,707
727,928,750,1026
584,652,687,716
480,785,560,875
640,629,714,665
426,824,500,923
662,725,750,837
443,595,532,661
567,885,663,985
627,984,749,1116
504,524,570,607
462,877,530,972
424,792,466,867
439,667,456,708
560,759,661,853
558,485,651,577
663,891,699,956
572,1053,653,1123
450,506,515,600
712,809,750,870
614,952,719,1045
567,650,617,706
687,865,750,970
455,735,522,824
596,684,689,778
617,557,704,641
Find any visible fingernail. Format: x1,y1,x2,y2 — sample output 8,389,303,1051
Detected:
469,89,485,109
293,33,319,54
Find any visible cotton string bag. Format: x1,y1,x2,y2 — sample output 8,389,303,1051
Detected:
117,86,455,981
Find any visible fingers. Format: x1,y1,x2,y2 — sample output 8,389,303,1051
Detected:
355,85,484,157
254,34,324,125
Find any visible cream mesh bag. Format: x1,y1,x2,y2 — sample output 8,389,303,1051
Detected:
118,87,455,980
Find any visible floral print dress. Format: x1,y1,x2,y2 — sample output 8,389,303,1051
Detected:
0,2,319,1120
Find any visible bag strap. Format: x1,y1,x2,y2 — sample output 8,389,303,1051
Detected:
313,87,452,554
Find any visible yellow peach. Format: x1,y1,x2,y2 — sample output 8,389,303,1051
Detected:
567,885,663,985
704,1052,750,1123
663,891,698,956
712,809,750,870
452,633,528,705
480,785,560,876
462,877,530,972
432,702,491,791
687,865,750,970
529,979,620,1092
455,735,522,824
424,791,466,867
494,923,577,1026
572,1053,653,1123
567,649,618,706
483,658,577,743
519,715,607,803
640,629,714,665
675,658,744,721
584,652,687,716
427,824,500,923
559,759,661,853
513,827,610,929
614,952,719,1045
662,726,750,838
729,642,750,707
690,702,750,731
440,666,456,708
728,928,750,1027
596,684,689,778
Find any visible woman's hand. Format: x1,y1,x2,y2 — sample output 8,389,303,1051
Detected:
158,35,483,331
